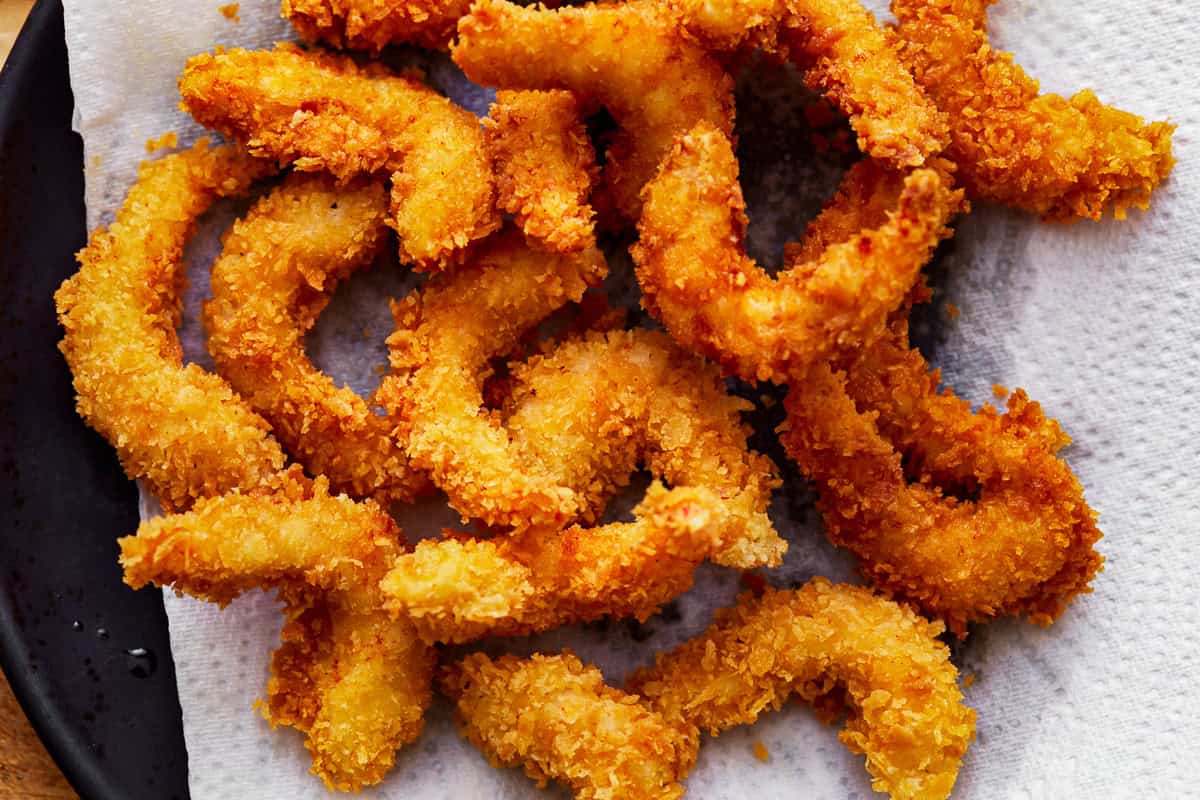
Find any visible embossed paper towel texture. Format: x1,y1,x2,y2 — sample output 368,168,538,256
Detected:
63,0,1198,797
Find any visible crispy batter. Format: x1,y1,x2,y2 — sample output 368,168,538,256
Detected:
379,227,607,529
628,581,976,800
54,140,284,511
384,483,738,642
441,651,697,800
673,0,949,167
782,319,1104,634
178,44,499,266
891,0,1174,219
283,0,473,51
484,90,598,252
632,122,961,384
205,172,428,505
119,471,435,791
454,0,735,220
385,288,785,564
501,329,783,567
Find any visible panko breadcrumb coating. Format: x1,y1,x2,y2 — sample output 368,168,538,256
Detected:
442,651,698,800
283,0,473,51
484,90,599,252
54,140,284,511
673,0,949,167
205,172,428,505
891,0,1174,219
380,227,608,530
501,329,784,567
119,471,435,791
178,44,499,267
633,122,961,384
782,319,1104,634
454,0,735,220
385,269,785,564
628,580,976,800
384,483,735,643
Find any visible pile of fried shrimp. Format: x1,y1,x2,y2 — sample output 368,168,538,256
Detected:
53,0,1173,796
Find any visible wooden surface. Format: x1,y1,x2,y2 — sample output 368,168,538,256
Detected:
1,6,78,799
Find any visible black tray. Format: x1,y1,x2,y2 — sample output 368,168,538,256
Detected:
0,1,190,797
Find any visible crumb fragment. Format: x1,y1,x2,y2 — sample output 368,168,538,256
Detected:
945,302,959,319
753,740,770,762
144,132,179,153
962,673,976,689
219,3,240,22
740,571,767,596
991,384,1009,400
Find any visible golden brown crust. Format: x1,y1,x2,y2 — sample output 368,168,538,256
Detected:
283,0,474,51
632,122,961,384
441,651,697,800
672,0,949,167
891,0,1175,219
383,278,785,565
384,483,743,643
454,0,735,220
204,172,429,505
379,227,608,529
484,90,599,252
119,473,435,791
628,581,976,800
781,319,1104,633
178,44,499,266
54,140,285,511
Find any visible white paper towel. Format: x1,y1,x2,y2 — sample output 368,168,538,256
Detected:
61,0,1199,797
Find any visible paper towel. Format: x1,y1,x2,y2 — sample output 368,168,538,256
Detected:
61,0,1199,797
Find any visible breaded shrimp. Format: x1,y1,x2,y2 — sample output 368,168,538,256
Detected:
383,483,735,643
891,0,1174,219
119,471,435,790
379,227,608,530
205,172,428,505
283,0,473,51
384,285,785,564
484,90,598,252
672,0,949,167
632,121,961,384
54,140,284,511
178,44,499,266
500,329,783,567
454,0,735,220
628,580,976,800
781,319,1104,634
441,651,697,800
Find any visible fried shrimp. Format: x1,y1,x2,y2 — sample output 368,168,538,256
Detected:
204,172,428,505
781,319,1104,634
632,122,960,384
54,140,284,511
628,580,976,800
283,0,473,51
484,90,599,252
499,329,783,567
891,0,1174,219
379,228,608,530
673,0,949,167
384,286,785,564
454,0,735,220
119,471,435,791
383,484,736,643
178,44,499,266
441,651,697,800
